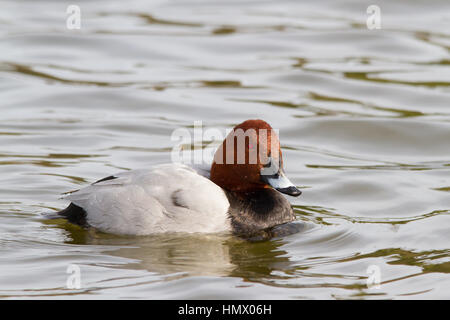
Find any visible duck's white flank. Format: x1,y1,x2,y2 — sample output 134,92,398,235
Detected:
64,163,231,235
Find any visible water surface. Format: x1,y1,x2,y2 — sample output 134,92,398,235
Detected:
0,0,449,299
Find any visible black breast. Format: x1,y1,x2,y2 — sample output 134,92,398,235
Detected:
225,188,296,236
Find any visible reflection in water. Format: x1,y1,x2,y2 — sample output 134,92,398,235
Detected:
54,221,300,278
48,218,450,298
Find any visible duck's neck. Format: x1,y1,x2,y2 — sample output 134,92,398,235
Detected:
224,188,295,236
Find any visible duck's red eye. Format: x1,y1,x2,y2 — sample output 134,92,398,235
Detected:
263,158,272,168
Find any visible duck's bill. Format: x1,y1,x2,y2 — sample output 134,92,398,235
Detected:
261,171,302,197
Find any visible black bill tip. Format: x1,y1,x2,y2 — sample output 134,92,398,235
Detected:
276,186,302,197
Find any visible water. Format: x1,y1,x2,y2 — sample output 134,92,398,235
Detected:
0,0,449,299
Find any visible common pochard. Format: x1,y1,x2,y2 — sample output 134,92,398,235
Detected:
54,120,302,236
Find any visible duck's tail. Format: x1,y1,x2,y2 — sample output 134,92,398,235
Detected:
42,203,88,227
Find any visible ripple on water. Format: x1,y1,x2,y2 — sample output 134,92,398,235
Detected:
0,0,449,299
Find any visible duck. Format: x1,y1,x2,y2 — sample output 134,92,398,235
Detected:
54,119,302,236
